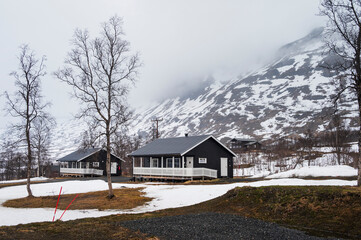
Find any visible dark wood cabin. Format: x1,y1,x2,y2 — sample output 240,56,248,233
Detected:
228,138,262,152
57,148,124,177
129,135,236,180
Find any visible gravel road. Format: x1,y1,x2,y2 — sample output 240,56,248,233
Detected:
120,213,338,240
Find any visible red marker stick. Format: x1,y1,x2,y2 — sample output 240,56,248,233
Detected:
58,194,79,221
52,186,62,222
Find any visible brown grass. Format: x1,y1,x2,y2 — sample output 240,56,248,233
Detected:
3,187,152,210
0,221,158,240
0,181,49,189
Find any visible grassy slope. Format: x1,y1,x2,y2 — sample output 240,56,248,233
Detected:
201,186,361,239
1,186,361,239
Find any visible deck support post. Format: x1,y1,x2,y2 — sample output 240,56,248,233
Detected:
132,157,134,176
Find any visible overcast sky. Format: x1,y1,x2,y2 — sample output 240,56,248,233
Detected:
0,0,326,129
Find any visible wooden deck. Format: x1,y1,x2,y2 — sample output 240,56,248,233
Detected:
60,168,104,177
133,167,217,180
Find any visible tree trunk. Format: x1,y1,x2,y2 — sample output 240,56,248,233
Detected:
336,126,341,165
355,26,361,187
37,142,41,177
26,127,33,197
37,160,40,177
357,130,361,187
357,94,361,186
337,148,341,165
17,157,21,179
106,124,114,198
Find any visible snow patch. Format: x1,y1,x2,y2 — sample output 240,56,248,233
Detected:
266,165,356,179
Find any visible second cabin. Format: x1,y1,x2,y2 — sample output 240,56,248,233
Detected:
57,148,123,177
129,135,236,180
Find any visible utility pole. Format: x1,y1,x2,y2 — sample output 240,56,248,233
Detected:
152,118,163,139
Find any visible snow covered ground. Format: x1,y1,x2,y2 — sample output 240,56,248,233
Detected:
0,177,356,227
265,165,357,179
234,151,357,178
240,165,357,179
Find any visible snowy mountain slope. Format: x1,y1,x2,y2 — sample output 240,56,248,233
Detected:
47,119,88,160
130,28,358,140
0,118,87,161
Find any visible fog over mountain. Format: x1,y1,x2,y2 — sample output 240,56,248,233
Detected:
0,0,325,131
129,28,358,141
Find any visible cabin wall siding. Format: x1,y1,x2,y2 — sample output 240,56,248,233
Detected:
80,150,122,176
186,138,233,178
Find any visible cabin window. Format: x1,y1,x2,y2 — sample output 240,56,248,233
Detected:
144,157,151,167
152,158,158,168
199,157,207,164
166,158,173,168
174,158,181,168
93,162,99,167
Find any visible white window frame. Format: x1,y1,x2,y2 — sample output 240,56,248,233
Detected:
199,157,207,164
93,162,100,167
166,158,173,168
174,158,181,168
152,158,159,168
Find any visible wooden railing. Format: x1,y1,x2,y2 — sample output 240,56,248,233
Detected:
133,167,217,178
60,168,104,176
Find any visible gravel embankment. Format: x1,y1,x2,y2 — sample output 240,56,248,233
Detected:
120,212,337,240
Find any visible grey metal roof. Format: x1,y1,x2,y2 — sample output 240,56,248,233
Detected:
129,135,211,157
57,148,102,162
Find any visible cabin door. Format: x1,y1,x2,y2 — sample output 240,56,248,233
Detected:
111,162,117,174
186,157,193,168
220,158,228,177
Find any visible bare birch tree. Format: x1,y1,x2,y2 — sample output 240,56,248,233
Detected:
0,139,25,180
32,116,55,177
320,0,361,186
55,16,140,198
4,44,49,196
